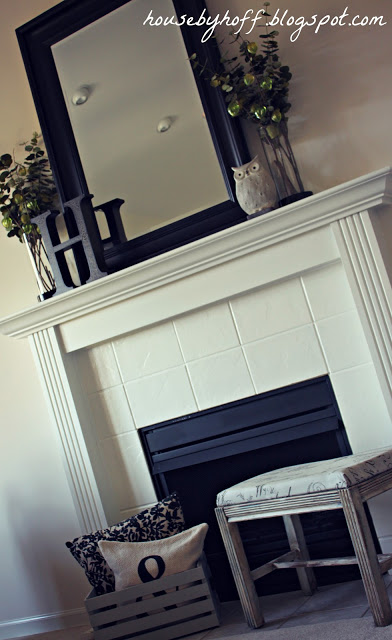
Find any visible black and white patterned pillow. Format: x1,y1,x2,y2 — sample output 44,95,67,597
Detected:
65,493,185,595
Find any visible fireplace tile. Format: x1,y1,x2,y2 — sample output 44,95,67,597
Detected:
99,431,156,513
367,496,392,539
317,311,372,372
302,262,356,320
230,278,311,344
113,322,183,382
76,343,121,393
378,533,392,554
243,325,327,393
173,303,239,361
124,365,197,427
330,363,391,452
88,386,135,439
186,347,255,410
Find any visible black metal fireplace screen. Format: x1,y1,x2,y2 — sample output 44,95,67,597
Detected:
139,376,379,600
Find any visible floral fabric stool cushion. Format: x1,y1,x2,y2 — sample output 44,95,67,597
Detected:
217,448,392,505
215,448,392,630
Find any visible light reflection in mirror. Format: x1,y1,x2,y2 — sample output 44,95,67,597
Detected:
52,0,228,241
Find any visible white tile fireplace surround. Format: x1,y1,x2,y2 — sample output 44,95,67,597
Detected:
2,168,392,555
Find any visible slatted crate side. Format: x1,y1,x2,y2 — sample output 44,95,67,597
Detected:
94,597,217,640
89,579,211,629
85,561,219,640
85,564,205,614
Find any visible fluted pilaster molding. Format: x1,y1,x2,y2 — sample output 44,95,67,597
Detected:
333,211,392,415
29,327,107,532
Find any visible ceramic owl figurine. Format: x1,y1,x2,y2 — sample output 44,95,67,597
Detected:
232,156,276,216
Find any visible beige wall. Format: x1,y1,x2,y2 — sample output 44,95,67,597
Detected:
0,0,391,634
208,0,392,193
0,1,89,635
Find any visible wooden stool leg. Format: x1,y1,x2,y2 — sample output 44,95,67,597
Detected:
283,514,317,595
215,507,264,628
340,487,392,627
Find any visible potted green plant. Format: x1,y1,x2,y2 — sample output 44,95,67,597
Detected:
0,132,58,298
191,2,311,207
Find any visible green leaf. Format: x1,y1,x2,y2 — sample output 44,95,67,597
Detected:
266,123,280,139
0,153,12,168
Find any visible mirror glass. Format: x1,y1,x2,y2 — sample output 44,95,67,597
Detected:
51,0,228,241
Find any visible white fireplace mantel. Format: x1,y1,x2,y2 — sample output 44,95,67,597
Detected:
1,167,392,538
1,167,392,346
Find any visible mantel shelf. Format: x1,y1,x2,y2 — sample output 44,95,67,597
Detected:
1,166,391,340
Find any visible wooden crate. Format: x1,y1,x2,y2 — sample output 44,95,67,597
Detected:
85,559,220,640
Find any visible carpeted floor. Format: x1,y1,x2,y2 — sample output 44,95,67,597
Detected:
220,617,392,639
8,616,392,640
7,577,392,640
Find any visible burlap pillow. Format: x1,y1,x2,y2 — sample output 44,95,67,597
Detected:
65,493,185,594
98,523,208,591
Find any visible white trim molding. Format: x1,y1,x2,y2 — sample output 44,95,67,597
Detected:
333,210,392,416
0,607,89,640
29,327,107,532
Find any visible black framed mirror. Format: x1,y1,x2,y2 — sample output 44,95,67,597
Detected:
16,0,250,275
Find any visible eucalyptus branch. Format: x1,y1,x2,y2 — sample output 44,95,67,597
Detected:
0,132,58,293
190,1,307,203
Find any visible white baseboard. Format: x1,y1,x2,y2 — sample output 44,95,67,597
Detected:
0,607,89,639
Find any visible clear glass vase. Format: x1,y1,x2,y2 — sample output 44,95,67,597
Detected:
259,122,312,207
24,233,56,301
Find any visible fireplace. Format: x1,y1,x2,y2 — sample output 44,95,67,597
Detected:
1,169,392,575
140,376,381,600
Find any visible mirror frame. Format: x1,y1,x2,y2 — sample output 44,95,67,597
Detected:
16,0,250,272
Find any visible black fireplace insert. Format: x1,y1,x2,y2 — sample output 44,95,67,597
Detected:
139,376,379,600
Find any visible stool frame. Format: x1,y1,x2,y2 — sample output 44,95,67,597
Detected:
216,467,392,628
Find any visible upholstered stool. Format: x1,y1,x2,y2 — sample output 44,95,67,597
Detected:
216,448,392,628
